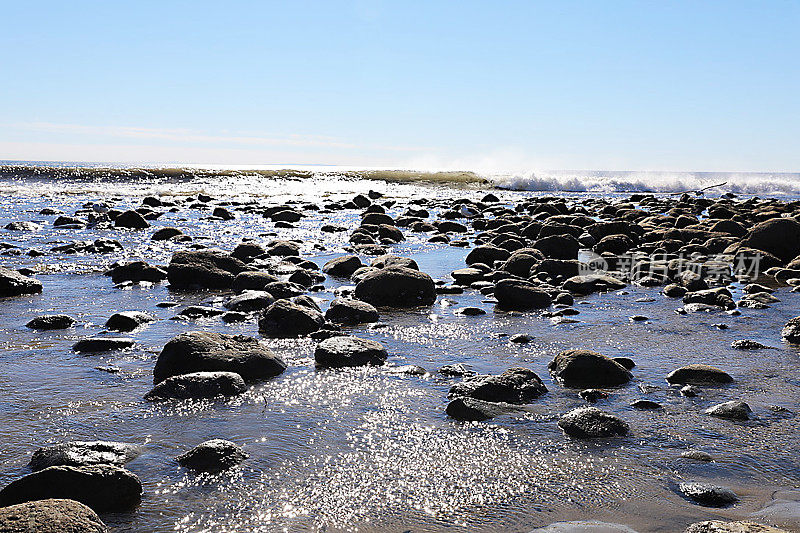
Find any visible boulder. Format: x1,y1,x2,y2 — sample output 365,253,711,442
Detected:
230,242,267,262
446,397,520,421
153,331,286,383
0,465,142,513
678,482,738,507
0,499,107,533
322,255,363,277
781,316,800,343
113,210,149,229
494,279,552,310
223,290,275,312
72,337,134,353
533,235,579,260
562,274,626,294
370,254,419,270
266,240,300,256
145,371,247,400
325,298,379,325
705,400,752,421
167,250,250,290
0,267,42,297
354,267,436,307
258,299,325,337
548,350,632,388
449,368,547,404
314,336,388,368
104,311,154,332
105,261,167,283
177,439,248,472
29,442,139,472
26,314,75,330
557,407,630,438
741,217,800,262
465,245,510,266
666,364,733,385
151,227,184,241
231,271,279,291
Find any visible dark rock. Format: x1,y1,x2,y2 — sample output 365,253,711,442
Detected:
72,338,134,353
741,217,800,262
266,240,300,256
261,280,305,300
0,267,42,297
456,306,486,316
325,298,379,325
0,465,142,513
681,450,713,462
167,250,250,290
153,331,286,383
258,299,324,337
494,279,552,310
0,499,108,533
509,333,533,343
558,407,629,438
678,482,738,507
370,254,419,270
105,311,154,332
562,274,626,294
631,399,662,410
465,245,510,266
212,207,234,220
232,271,280,291
666,365,733,385
705,400,752,421
439,363,475,377
354,267,436,307
223,290,275,312
4,221,41,232
113,210,149,229
314,336,388,368
449,368,547,404
177,439,248,472
613,357,636,370
731,339,773,350
681,385,700,397
151,227,184,241
230,242,266,262
145,371,247,400
322,255,364,277
685,520,787,532
177,305,223,318
781,316,800,343
445,397,515,421
26,314,75,330
533,234,579,260
579,389,608,403
105,261,167,283
549,349,632,388
30,442,139,472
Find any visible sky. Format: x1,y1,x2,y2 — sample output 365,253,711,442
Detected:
1,1,798,172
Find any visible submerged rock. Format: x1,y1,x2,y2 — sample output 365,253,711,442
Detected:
558,407,629,438
449,368,547,404
30,441,139,471
445,397,520,421
314,336,388,368
0,465,142,513
177,439,248,472
145,371,247,400
26,314,75,330
678,482,738,507
0,499,108,533
153,331,286,383
72,337,134,353
548,350,632,388
531,521,639,533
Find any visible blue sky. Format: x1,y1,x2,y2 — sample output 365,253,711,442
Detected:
1,1,798,171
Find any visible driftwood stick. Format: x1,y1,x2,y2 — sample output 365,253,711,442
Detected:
669,181,727,195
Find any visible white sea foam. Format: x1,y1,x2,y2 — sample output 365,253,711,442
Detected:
490,170,800,195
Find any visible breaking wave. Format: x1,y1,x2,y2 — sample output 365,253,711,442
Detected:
492,170,800,196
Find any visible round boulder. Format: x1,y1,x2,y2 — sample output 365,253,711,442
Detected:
325,298,379,325
258,299,324,338
177,439,248,472
0,267,42,297
557,407,630,438
153,331,286,383
0,499,107,533
314,336,388,368
145,371,247,400
26,314,76,330
449,368,547,404
494,279,552,310
665,364,733,385
548,350,632,388
354,267,436,308
29,441,139,472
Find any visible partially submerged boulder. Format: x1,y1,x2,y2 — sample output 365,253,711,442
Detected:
354,267,436,307
493,279,552,310
177,439,248,472
167,250,250,290
557,407,629,438
449,368,547,404
153,331,286,383
0,465,142,513
548,350,632,388
258,299,325,337
26,314,75,330
314,336,388,368
325,298,379,325
0,267,42,297
666,364,733,385
145,371,247,400
105,311,154,332
29,441,139,472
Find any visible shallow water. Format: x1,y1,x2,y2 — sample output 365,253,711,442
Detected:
1,171,799,532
